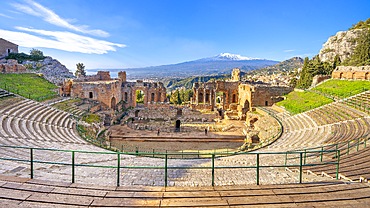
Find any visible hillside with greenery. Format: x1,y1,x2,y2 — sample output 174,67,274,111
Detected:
164,73,233,91
245,57,303,76
295,18,370,89
349,18,370,30
0,73,58,101
313,79,370,99
278,78,370,114
5,48,45,63
276,91,333,114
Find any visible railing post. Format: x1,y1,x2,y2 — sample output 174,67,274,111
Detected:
30,148,34,179
256,153,260,185
335,144,338,158
304,149,307,165
153,149,155,157
136,147,138,155
365,139,367,148
320,147,323,162
164,153,168,187
211,154,215,186
357,139,360,152
336,150,340,180
284,152,288,166
299,152,303,183
71,151,75,183
117,153,120,186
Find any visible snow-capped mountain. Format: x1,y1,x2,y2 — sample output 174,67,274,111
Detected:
199,53,261,61
91,53,278,79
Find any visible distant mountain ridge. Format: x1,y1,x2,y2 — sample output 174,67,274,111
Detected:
246,57,304,75
89,53,278,79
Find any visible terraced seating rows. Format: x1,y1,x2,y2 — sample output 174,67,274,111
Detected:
305,145,370,182
0,175,369,207
0,89,14,98
343,90,370,114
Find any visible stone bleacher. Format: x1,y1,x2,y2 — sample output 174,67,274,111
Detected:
0,175,369,207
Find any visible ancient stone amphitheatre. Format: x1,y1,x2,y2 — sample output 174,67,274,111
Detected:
1,70,370,206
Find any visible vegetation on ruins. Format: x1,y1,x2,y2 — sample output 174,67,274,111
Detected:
169,89,193,104
81,113,101,124
75,62,86,77
135,90,144,103
276,91,333,114
313,79,370,99
295,57,336,89
0,73,58,101
5,48,45,63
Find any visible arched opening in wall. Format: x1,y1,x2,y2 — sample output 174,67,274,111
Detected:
216,97,221,103
352,72,356,80
243,100,250,113
339,72,343,79
175,120,181,132
205,93,210,103
135,90,145,104
158,93,162,102
124,92,128,102
151,93,155,102
232,94,237,103
366,72,369,80
198,93,204,103
265,101,268,106
89,92,93,99
135,110,140,117
111,97,117,110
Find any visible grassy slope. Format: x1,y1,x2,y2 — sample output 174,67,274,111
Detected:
277,91,333,114
313,79,370,99
277,79,370,114
0,73,58,101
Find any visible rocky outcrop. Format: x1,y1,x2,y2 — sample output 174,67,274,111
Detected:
23,57,75,85
319,29,365,63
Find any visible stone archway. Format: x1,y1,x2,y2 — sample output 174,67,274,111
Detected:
175,120,181,132
339,72,344,79
135,110,140,117
366,72,369,80
111,97,117,110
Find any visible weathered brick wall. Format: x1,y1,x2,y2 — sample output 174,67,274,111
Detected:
332,66,370,80
68,71,167,110
0,39,18,58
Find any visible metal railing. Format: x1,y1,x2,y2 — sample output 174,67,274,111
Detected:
0,144,339,187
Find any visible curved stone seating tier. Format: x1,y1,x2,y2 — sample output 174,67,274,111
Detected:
0,97,82,145
0,175,369,207
325,118,370,144
306,147,370,182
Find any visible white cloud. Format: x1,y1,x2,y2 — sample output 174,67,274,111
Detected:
0,27,125,54
0,13,13,19
12,0,109,37
283,49,295,53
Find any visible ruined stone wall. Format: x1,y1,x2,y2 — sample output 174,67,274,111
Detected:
0,39,18,58
251,85,293,107
71,80,122,109
332,66,370,80
0,59,26,73
311,75,331,87
74,71,112,82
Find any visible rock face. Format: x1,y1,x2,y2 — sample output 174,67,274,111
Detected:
23,57,75,85
319,29,365,63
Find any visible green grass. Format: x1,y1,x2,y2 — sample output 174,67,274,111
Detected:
277,91,333,114
82,113,101,124
0,73,58,101
313,79,370,99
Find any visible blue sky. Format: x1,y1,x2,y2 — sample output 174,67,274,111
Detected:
0,0,369,71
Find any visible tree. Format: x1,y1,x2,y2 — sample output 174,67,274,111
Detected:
30,48,44,57
170,90,181,105
75,63,86,77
